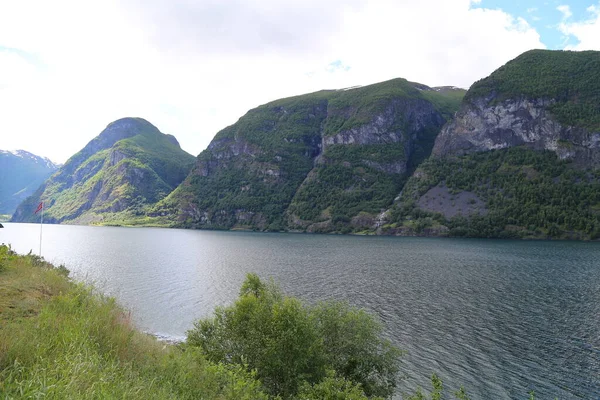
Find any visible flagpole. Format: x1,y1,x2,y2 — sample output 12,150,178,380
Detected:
39,202,43,257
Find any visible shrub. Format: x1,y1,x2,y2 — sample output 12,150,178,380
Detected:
187,273,401,398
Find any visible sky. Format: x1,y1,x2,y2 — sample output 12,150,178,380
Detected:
1,0,600,164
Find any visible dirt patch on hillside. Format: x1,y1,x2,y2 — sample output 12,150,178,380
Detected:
417,184,487,219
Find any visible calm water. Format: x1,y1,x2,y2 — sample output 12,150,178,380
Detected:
2,223,599,399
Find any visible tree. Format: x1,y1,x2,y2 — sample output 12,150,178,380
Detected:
311,301,401,398
296,370,381,400
187,273,401,399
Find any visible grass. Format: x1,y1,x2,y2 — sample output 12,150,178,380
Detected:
0,245,268,399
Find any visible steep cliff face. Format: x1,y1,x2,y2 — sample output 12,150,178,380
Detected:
160,79,464,231
389,50,600,240
433,96,600,166
11,118,195,225
434,49,600,163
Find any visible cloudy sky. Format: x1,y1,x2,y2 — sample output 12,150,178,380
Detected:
1,0,599,163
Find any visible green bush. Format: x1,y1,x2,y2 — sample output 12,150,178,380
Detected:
187,273,401,398
297,370,378,400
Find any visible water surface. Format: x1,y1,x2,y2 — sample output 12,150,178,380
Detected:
2,223,599,399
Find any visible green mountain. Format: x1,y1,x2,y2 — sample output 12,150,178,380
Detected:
387,50,600,240
0,150,58,215
11,118,195,225
152,78,465,232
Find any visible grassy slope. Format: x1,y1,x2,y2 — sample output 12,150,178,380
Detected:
0,245,268,399
466,49,600,130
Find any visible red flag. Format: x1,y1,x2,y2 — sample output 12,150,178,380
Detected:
34,202,43,214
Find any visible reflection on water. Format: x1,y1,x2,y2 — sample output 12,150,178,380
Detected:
2,223,599,399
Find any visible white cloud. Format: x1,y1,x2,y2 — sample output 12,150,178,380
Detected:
559,2,600,50
0,0,544,163
557,5,573,20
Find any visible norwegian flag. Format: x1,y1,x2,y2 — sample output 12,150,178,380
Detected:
34,202,43,214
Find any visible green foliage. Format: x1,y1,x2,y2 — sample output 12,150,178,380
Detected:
1,247,555,398
187,273,401,399
187,280,325,398
296,371,380,400
394,147,600,239
466,49,600,130
323,79,417,136
421,87,466,121
323,79,464,136
310,301,402,397
287,123,441,232
288,160,405,229
405,375,471,400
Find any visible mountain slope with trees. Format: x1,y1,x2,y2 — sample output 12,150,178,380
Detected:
387,50,600,239
154,79,464,232
11,118,195,225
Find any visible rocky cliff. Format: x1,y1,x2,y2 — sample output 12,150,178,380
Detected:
433,96,600,166
157,79,464,231
11,118,195,225
434,50,600,164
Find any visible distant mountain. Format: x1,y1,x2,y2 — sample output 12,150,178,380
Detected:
386,50,600,240
11,118,195,225
151,78,465,232
0,150,58,215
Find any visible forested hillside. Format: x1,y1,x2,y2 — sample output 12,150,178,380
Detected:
154,78,464,232
11,118,195,225
392,50,600,240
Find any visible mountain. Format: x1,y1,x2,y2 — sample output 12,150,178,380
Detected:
11,118,196,225
0,150,58,215
151,78,465,232
386,50,600,239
